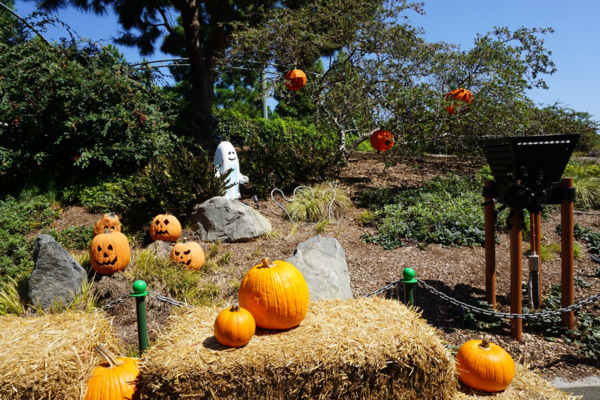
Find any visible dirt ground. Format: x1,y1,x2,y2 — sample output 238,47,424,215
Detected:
57,151,600,382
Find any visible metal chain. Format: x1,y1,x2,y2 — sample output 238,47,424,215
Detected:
148,291,192,308
92,293,131,313
364,278,404,298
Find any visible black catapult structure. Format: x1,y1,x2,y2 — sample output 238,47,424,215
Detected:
481,134,579,341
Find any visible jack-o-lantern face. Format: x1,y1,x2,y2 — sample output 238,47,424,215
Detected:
89,230,130,275
93,213,121,237
170,241,206,270
370,129,395,152
149,214,182,242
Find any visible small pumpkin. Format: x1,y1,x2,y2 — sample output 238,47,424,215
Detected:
285,68,307,91
238,258,309,330
370,129,395,152
93,212,121,237
456,336,516,392
445,87,474,114
170,240,206,270
89,230,130,275
149,214,182,242
214,304,256,347
84,345,140,400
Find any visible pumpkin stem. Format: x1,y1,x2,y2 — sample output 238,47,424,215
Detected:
479,335,492,350
230,304,240,312
260,258,274,268
95,345,124,368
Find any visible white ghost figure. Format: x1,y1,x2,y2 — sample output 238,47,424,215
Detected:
214,141,249,199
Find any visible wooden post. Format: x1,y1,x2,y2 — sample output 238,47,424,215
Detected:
561,178,575,330
484,181,496,309
510,209,523,341
530,212,543,307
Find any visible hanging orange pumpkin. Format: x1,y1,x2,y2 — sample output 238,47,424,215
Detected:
170,240,206,270
285,68,307,91
214,304,256,348
92,213,121,237
149,214,182,242
456,336,516,392
89,230,130,275
445,87,474,114
238,258,309,330
84,345,140,400
369,129,395,152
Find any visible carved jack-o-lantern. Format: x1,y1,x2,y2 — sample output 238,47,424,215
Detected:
445,87,474,114
285,68,307,91
370,129,395,152
89,230,130,275
149,214,182,242
170,240,206,270
92,213,121,237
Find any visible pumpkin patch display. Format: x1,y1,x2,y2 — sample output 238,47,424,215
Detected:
85,345,140,400
370,129,395,152
214,304,256,348
149,214,182,242
92,212,121,237
444,87,474,114
455,336,516,392
89,230,130,275
170,240,206,270
238,258,309,330
285,68,307,91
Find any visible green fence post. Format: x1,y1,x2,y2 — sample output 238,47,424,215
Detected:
131,280,149,354
400,268,417,307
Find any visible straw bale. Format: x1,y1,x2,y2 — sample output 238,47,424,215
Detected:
455,364,580,400
140,297,457,399
0,311,121,400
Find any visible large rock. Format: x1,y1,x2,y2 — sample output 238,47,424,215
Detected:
287,235,353,302
190,197,272,242
29,234,87,309
147,240,175,259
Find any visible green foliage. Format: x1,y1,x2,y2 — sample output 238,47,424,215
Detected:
284,185,351,223
0,277,26,316
43,226,94,250
61,181,126,213
572,223,600,254
360,175,485,249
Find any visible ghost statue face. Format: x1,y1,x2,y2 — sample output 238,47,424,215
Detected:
214,141,245,199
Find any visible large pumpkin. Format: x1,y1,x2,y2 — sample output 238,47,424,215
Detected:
285,68,307,91
89,230,130,275
214,304,256,348
93,213,121,237
149,214,182,242
239,258,309,330
456,336,516,392
170,240,206,270
445,87,474,114
84,345,140,400
370,129,395,152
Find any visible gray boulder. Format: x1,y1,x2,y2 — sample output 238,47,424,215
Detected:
287,235,353,302
147,240,175,259
190,197,272,242
29,234,87,309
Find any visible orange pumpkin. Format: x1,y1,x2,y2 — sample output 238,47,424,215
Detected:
149,214,182,242
170,240,205,270
456,336,516,392
370,129,395,152
238,258,309,330
445,87,473,114
214,304,256,347
93,213,121,237
89,230,130,275
84,345,140,400
285,68,307,91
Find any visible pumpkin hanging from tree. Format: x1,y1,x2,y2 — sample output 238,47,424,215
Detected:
92,213,121,237
84,345,140,400
238,258,309,330
455,336,516,392
445,87,474,114
214,304,256,347
170,240,206,270
285,68,307,91
89,230,130,275
370,129,395,152
149,214,182,242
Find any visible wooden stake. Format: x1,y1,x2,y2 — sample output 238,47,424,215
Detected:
561,178,575,330
510,209,523,342
530,212,543,307
484,181,496,309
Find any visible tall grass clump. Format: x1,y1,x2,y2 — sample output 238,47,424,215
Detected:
285,185,352,223
564,159,600,210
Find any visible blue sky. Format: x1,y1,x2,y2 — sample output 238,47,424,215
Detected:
12,0,600,121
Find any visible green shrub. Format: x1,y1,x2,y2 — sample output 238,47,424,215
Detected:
284,185,351,223
43,226,94,250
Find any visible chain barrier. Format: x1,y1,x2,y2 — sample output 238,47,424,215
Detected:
93,291,191,312
147,291,192,308
92,293,131,312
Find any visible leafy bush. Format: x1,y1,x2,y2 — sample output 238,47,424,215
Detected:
43,226,94,250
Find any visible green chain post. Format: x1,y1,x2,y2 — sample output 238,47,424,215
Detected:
131,280,149,354
400,268,417,307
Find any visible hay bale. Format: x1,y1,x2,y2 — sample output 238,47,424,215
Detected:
0,311,121,400
455,364,580,400
140,297,457,399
